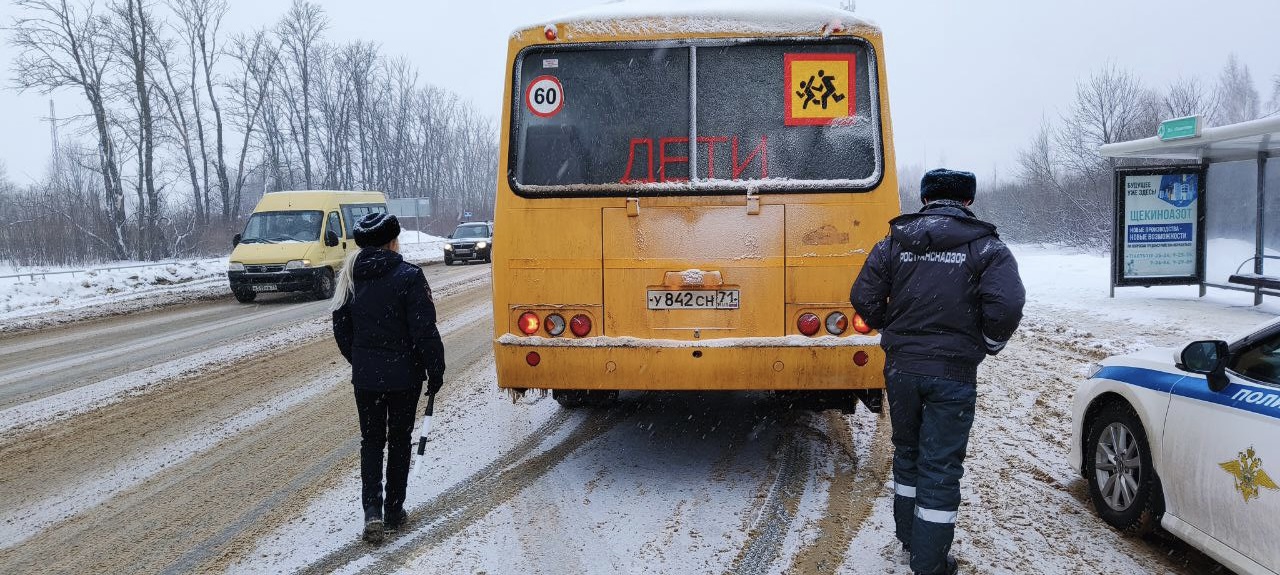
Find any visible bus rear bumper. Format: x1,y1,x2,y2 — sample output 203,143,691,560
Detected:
494,334,885,391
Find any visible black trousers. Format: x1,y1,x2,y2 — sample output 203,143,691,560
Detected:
353,386,422,516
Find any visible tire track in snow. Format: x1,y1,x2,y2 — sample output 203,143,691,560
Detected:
299,402,640,575
724,418,812,575
786,410,892,574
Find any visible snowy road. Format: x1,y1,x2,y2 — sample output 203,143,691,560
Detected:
0,247,1272,574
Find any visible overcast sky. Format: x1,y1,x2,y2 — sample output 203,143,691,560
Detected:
0,0,1277,185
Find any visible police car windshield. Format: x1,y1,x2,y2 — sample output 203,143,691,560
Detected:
241,211,323,243
453,225,489,239
511,39,881,195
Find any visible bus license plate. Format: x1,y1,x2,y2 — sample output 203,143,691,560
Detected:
251,285,278,292
647,290,739,310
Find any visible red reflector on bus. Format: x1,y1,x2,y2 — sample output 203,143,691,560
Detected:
544,26,557,41
797,313,821,337
518,312,540,335
852,313,872,334
853,351,870,366
570,314,592,337
526,351,541,367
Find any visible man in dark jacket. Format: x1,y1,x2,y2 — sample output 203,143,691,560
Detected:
332,212,445,543
851,169,1025,575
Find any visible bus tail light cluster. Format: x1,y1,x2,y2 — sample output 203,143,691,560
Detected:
515,311,592,338
797,310,872,337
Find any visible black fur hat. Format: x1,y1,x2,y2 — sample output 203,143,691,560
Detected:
354,212,400,248
920,168,977,203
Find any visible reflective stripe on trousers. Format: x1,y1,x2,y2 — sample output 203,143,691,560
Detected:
915,506,959,524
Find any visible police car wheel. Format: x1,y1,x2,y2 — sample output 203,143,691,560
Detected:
1084,402,1161,533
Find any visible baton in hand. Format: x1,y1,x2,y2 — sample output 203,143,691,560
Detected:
412,392,435,477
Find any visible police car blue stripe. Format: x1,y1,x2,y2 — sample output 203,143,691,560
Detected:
1094,366,1280,421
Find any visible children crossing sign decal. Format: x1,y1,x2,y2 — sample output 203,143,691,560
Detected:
785,53,857,126
525,75,564,118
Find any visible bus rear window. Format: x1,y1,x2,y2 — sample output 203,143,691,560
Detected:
514,47,690,188
511,39,881,195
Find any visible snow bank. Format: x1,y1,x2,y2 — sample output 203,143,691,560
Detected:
0,234,447,332
0,260,227,327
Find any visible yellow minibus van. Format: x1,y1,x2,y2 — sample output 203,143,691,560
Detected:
228,190,386,303
493,4,900,410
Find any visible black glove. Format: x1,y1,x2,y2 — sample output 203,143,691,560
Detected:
427,371,444,396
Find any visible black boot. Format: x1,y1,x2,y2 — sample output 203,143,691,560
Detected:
362,506,384,544
914,555,957,575
384,504,408,531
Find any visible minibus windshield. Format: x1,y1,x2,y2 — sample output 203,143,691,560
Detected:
240,211,323,244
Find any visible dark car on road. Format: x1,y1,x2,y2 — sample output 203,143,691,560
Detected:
444,221,493,265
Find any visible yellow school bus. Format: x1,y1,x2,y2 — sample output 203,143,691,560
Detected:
493,4,899,410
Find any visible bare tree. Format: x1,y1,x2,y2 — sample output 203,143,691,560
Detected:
171,0,231,220
1056,64,1157,176
225,28,277,219
275,0,327,190
10,0,130,258
109,0,162,258
1268,74,1280,118
1215,53,1260,125
1161,77,1218,125
153,34,206,224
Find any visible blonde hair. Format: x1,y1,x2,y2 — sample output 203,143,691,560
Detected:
328,238,399,312
329,249,362,312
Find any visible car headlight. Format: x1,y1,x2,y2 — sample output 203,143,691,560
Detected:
1087,362,1104,379
443,244,453,251
477,241,488,249
228,262,245,272
284,259,311,270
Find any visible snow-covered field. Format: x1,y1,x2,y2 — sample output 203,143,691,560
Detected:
0,231,448,332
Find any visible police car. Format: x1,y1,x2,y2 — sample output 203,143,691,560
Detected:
1070,317,1280,575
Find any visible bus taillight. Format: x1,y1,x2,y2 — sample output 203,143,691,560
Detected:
825,312,849,335
852,313,872,334
519,312,540,335
544,314,566,336
797,313,821,337
570,314,592,337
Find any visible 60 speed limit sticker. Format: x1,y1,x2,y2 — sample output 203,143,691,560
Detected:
525,75,564,118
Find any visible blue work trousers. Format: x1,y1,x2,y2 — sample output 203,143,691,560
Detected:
886,368,977,575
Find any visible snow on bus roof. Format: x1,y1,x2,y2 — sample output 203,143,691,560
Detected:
514,0,876,38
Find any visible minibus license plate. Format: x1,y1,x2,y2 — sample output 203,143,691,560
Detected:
251,285,278,292
647,290,739,310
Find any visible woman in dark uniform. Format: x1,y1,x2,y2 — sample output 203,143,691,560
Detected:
331,213,445,543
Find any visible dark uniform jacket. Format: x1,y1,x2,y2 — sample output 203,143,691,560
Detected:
851,201,1025,383
333,248,446,392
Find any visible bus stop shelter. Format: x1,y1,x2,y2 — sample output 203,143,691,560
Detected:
1101,115,1280,304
